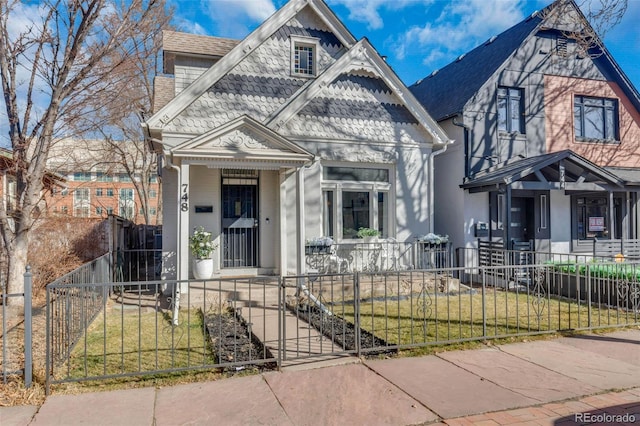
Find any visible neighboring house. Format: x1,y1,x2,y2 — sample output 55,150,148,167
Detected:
44,138,161,224
144,0,451,279
410,0,640,256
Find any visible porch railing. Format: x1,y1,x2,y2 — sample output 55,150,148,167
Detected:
593,239,640,259
304,240,453,274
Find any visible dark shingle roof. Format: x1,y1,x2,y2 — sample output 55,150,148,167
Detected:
461,150,625,189
409,15,542,121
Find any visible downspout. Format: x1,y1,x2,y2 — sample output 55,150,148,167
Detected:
165,155,183,326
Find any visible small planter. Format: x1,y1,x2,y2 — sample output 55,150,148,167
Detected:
305,244,332,255
193,258,214,279
362,236,379,244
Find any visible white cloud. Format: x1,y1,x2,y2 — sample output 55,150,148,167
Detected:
202,0,278,38
328,0,434,31
392,0,528,69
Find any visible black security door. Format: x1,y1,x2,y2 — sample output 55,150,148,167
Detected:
222,183,258,267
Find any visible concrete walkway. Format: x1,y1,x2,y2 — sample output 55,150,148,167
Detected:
3,329,640,426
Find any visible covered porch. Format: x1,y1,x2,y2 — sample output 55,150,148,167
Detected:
461,149,640,254
160,116,315,280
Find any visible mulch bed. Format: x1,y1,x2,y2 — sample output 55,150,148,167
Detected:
292,303,393,355
203,310,275,371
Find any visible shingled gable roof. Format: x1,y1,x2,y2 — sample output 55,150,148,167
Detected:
266,37,451,145
144,0,358,134
460,149,625,191
410,0,640,122
409,13,542,121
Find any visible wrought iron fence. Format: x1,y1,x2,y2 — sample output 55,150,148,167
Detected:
281,260,640,363
44,249,640,392
45,276,279,393
45,254,111,376
113,249,163,282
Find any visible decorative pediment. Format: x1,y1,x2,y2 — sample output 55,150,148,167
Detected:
171,115,313,163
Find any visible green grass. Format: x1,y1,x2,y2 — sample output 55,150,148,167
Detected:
339,288,636,347
60,303,215,381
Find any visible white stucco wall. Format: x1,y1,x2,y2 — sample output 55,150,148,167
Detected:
434,121,465,249
550,190,572,253
188,167,221,274
161,167,178,280
259,170,279,272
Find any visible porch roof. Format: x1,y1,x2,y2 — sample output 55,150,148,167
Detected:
460,149,626,193
170,115,314,169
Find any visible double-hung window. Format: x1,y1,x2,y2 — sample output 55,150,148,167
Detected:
322,166,392,240
497,87,524,133
73,188,90,217
574,95,618,142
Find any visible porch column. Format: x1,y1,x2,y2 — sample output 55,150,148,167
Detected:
179,163,190,281
505,185,512,249
296,168,305,275
279,170,287,275
609,190,614,240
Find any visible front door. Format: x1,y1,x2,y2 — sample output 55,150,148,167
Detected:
222,178,258,268
510,197,535,246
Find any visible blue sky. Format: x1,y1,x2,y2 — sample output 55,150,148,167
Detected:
172,0,640,89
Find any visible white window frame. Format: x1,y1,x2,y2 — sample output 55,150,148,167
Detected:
290,35,319,78
321,163,394,241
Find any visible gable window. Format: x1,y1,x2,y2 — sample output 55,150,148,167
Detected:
574,95,618,142
497,87,524,133
290,36,318,77
322,165,392,240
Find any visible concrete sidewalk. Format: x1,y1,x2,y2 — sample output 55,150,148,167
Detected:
3,329,640,426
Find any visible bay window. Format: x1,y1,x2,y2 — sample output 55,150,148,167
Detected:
322,166,392,240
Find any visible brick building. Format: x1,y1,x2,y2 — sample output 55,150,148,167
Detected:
44,138,161,224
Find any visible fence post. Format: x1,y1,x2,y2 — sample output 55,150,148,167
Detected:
354,272,361,357
24,266,33,388
586,265,592,329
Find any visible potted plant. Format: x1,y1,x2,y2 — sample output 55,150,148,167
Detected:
189,227,218,279
357,227,380,243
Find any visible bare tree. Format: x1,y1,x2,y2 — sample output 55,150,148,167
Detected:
542,0,628,57
0,0,170,302
79,27,169,225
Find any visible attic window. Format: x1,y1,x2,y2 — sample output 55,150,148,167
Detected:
291,36,319,77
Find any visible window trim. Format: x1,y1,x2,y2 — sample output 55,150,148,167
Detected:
497,86,525,134
573,95,619,143
290,35,319,78
321,163,394,241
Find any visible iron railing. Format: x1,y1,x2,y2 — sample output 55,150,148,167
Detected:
304,240,453,274
44,249,640,392
45,254,111,375
113,249,163,282
46,277,279,393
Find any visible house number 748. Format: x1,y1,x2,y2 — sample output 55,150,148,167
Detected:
181,184,189,211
